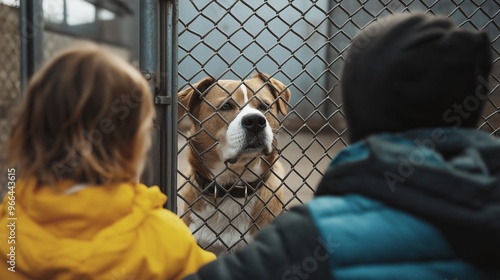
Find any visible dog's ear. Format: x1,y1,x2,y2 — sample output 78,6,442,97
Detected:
178,76,216,120
253,72,291,115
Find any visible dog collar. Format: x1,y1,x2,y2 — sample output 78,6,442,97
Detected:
194,172,271,201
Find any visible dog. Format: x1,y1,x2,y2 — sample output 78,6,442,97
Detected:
178,72,290,255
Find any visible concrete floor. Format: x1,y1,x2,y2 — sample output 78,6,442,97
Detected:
176,128,348,210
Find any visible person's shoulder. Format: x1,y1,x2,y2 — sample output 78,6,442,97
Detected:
307,194,384,218
143,207,194,237
306,195,465,270
132,184,193,237
306,194,438,238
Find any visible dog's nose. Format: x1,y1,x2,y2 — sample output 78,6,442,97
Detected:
241,114,267,133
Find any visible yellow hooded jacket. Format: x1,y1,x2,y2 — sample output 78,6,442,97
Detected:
0,179,215,280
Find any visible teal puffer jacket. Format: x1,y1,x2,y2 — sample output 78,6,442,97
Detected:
309,194,495,280
311,128,500,279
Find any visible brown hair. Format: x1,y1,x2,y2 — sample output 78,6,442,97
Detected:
8,43,155,185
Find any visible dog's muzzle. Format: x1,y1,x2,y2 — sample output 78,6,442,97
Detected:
241,113,267,134
224,107,274,163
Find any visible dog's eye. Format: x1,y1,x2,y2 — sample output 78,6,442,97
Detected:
220,102,233,110
258,103,269,111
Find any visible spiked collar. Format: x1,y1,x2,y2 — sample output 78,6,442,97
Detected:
194,171,271,199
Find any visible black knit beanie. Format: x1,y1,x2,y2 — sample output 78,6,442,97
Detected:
342,13,492,143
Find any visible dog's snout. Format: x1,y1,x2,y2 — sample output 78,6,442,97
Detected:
242,114,266,133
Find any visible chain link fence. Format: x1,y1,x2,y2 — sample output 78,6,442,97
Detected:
177,0,500,253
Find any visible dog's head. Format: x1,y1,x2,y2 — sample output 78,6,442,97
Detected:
179,73,290,169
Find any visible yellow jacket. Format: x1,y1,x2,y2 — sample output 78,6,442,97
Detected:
0,179,215,280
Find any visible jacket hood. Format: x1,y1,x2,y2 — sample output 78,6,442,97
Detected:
316,128,500,268
0,179,167,278
342,13,492,143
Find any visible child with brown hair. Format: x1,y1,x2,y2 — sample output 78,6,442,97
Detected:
0,43,215,279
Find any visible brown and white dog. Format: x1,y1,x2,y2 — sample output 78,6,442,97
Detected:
178,73,290,255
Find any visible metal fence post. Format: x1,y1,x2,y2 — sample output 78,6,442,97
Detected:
160,0,179,212
140,0,178,212
139,0,161,195
19,0,43,94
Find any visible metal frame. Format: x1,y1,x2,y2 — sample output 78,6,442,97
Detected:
161,0,179,212
19,0,43,94
140,0,178,212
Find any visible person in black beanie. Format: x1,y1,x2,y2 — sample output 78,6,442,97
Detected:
184,13,500,280
342,13,492,143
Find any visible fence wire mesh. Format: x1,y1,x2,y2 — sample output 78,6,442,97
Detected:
177,0,500,253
